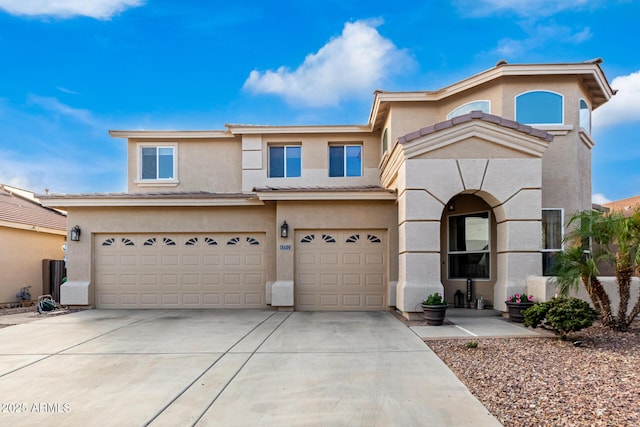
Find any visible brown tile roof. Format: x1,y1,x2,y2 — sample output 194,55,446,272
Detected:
397,111,554,144
40,191,257,200
0,185,66,231
603,195,640,216
254,185,395,193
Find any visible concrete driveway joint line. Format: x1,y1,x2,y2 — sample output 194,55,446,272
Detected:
143,311,290,426
0,309,176,379
0,310,501,426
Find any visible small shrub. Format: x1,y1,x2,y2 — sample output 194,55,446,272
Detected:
524,297,597,340
465,341,479,349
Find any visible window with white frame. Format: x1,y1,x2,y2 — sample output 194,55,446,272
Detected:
140,146,175,180
446,100,491,120
329,144,362,177
448,211,490,279
579,99,591,133
542,209,563,276
269,145,301,178
515,90,563,125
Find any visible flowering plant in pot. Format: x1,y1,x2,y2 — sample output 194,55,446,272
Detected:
505,293,535,323
421,292,448,326
505,293,534,304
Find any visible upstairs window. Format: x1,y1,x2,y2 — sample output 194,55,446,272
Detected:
382,128,389,153
141,146,175,180
446,100,490,120
542,209,563,276
580,99,591,133
515,91,563,125
269,146,301,178
329,145,362,177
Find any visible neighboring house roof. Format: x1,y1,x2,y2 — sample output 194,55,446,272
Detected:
0,185,66,233
603,195,640,216
397,111,554,144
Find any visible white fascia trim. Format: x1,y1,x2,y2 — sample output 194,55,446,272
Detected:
256,192,397,201
40,198,265,208
226,124,370,134
109,130,234,139
0,220,66,236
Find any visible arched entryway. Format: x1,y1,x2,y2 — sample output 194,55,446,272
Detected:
440,194,497,308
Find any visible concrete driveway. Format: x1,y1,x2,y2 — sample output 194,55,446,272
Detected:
0,310,500,426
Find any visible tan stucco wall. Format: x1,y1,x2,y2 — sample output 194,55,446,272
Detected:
127,137,243,193
0,227,65,303
242,132,383,192
65,205,277,306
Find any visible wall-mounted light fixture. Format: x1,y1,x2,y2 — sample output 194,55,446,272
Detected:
70,225,81,242
448,200,455,211
280,221,289,238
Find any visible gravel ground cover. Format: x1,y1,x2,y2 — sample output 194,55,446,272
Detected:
427,322,640,426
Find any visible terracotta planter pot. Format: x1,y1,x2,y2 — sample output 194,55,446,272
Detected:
506,302,534,323
421,304,448,326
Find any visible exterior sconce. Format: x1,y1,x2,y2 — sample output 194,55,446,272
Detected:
280,221,289,238
448,201,455,211
70,225,81,242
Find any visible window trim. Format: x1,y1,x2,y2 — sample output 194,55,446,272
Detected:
514,90,564,126
328,143,363,177
579,98,591,134
542,208,564,276
135,143,179,186
268,144,302,178
447,210,491,281
446,100,491,120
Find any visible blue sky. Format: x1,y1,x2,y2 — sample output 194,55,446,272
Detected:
0,0,639,204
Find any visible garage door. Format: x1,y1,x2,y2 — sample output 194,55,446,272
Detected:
295,230,386,311
95,233,266,308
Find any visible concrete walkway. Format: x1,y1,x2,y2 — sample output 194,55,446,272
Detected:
411,308,547,339
0,310,501,426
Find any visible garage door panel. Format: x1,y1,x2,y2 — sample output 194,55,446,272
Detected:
319,295,339,307
343,254,361,264
95,233,266,309
343,274,362,286
295,229,387,311
365,274,384,287
366,253,384,265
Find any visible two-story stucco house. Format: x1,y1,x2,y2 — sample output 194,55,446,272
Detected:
41,59,614,318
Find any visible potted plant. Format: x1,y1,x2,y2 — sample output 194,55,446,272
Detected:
505,293,535,323
421,292,448,326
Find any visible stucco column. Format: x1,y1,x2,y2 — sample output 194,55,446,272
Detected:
396,188,446,318
270,208,294,309
493,189,542,311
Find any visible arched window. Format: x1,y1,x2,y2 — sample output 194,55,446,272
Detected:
446,100,490,120
580,99,591,133
515,91,563,125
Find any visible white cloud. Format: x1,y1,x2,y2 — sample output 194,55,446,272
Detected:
27,95,97,126
0,0,143,19
593,70,640,128
592,193,612,205
243,20,415,107
455,0,593,17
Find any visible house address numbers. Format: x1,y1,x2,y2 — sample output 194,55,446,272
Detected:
279,244,291,251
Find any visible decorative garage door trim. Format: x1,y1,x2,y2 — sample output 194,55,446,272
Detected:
295,230,387,311
94,233,266,309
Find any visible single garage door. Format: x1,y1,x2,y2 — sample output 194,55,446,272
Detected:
95,233,266,308
295,230,386,311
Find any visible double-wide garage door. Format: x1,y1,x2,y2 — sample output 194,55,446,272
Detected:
295,230,387,311
95,233,266,309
